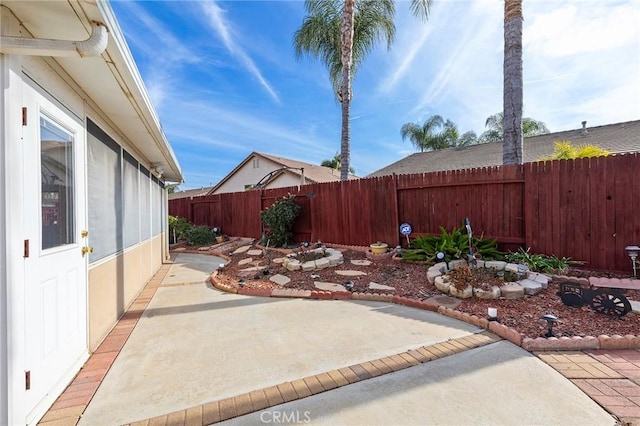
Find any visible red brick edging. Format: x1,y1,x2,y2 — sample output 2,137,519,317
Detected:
210,272,640,352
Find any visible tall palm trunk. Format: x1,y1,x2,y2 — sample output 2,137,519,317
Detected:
503,0,523,165
339,0,355,181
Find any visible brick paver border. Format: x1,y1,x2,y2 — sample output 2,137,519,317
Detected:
123,332,502,425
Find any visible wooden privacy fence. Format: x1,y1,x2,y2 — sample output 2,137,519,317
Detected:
170,153,639,272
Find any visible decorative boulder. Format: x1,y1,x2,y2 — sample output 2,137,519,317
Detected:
500,283,525,299
474,286,501,299
518,279,543,295
449,284,473,299
427,268,443,284
434,276,451,293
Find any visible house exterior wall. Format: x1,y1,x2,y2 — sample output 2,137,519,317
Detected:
88,236,163,350
1,8,170,424
213,155,304,194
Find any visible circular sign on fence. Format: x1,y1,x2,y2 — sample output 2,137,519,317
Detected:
399,223,412,236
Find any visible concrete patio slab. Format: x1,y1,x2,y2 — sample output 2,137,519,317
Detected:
161,253,226,286
223,341,614,426
78,286,480,425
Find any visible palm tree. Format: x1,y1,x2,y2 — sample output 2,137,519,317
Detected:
321,152,355,174
295,0,432,180
502,0,524,164
400,115,446,152
479,112,549,143
401,116,477,151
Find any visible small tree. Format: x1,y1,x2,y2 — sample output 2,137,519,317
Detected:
540,141,610,160
260,194,301,247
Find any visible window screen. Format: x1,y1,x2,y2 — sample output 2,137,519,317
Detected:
87,120,122,262
140,166,151,240
123,152,140,248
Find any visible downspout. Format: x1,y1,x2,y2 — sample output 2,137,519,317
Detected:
0,21,108,57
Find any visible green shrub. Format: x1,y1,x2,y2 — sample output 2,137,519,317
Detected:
505,247,581,274
260,194,301,247
401,224,504,262
186,225,213,246
169,215,192,243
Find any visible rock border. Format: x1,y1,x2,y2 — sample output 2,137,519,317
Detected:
209,270,640,351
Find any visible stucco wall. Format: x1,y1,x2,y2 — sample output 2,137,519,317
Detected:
88,234,165,351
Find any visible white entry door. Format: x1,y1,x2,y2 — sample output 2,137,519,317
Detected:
22,82,89,424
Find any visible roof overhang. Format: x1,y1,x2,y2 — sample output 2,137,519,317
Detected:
1,0,183,182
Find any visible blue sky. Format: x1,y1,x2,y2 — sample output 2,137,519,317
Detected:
110,0,640,190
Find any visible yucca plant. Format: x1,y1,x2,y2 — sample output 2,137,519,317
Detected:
401,223,504,263
505,247,582,274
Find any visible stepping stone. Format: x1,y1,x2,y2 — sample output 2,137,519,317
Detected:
270,274,291,286
369,282,395,291
272,257,286,264
247,249,264,256
197,246,211,251
173,247,186,252
351,259,372,266
426,295,461,310
232,245,252,254
630,299,640,314
315,282,347,292
335,270,367,277
239,265,264,272
238,257,253,266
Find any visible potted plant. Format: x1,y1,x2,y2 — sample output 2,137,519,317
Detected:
213,227,224,243
370,241,389,255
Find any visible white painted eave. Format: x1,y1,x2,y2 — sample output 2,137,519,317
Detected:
1,0,183,183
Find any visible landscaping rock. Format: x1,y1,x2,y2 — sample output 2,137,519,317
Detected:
351,259,372,266
474,286,501,299
285,260,301,271
427,268,442,284
232,245,251,254
314,282,347,292
528,272,550,288
314,258,331,269
238,258,253,266
369,282,395,291
247,249,263,256
449,259,467,269
239,265,264,272
301,261,316,272
197,246,210,251
327,252,344,266
518,279,543,295
431,262,448,273
434,276,450,293
484,260,507,270
335,270,367,276
426,295,462,310
504,263,520,273
500,283,525,299
173,247,186,252
270,274,291,286
271,257,286,264
449,284,473,299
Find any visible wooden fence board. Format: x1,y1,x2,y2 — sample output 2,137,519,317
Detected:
169,154,639,272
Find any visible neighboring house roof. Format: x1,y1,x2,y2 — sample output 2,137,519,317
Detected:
169,187,214,200
368,120,640,177
207,151,357,195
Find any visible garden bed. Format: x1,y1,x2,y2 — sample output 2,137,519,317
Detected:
198,244,639,340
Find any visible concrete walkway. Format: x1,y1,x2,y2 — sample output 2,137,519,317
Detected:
40,253,633,425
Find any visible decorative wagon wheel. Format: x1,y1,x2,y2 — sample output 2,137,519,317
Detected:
589,289,632,317
559,281,586,308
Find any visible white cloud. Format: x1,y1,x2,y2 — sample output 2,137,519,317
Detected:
525,2,640,57
201,1,281,104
